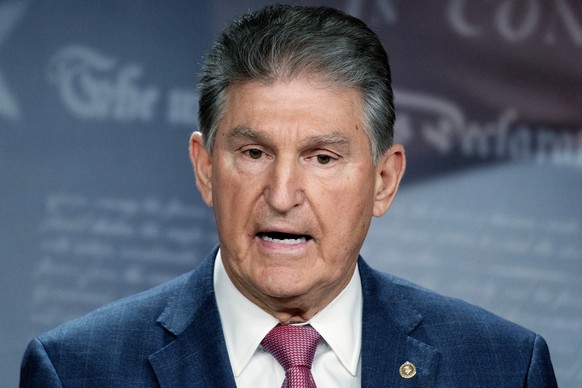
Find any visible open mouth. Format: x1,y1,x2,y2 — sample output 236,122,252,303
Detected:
258,231,312,245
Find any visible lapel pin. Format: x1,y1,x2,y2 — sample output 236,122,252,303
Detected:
399,361,416,379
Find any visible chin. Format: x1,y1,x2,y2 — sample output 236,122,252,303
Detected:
259,272,313,299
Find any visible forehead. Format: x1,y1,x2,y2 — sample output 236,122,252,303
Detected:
218,77,368,144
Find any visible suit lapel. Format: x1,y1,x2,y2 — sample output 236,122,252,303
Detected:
148,248,236,388
359,259,441,387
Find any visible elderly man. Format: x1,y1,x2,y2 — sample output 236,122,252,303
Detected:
21,4,557,387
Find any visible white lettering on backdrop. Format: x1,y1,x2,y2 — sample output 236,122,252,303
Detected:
0,0,30,121
395,88,582,168
47,46,159,121
448,0,582,45
47,45,198,125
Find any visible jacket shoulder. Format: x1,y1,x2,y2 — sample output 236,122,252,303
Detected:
21,254,217,386
39,270,192,344
370,267,537,345
21,273,191,386
360,261,557,386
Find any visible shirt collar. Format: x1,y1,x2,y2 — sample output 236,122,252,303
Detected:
309,262,362,375
213,249,362,377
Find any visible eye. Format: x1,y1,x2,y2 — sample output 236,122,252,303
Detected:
246,149,263,159
316,154,334,164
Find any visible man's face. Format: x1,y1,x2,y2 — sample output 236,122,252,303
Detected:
191,76,404,320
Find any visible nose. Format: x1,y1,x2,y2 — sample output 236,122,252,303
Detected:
264,156,304,213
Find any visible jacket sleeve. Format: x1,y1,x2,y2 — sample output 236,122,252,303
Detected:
525,334,558,388
19,338,64,388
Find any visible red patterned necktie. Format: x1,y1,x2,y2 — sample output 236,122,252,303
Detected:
261,324,322,388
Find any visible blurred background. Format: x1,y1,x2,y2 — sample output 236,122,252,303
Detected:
1,0,580,386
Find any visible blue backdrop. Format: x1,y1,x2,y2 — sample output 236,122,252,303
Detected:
1,1,581,386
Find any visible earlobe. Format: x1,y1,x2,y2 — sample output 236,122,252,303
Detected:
373,144,406,217
189,131,214,207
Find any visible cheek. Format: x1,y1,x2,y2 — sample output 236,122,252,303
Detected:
322,169,375,210
335,200,371,237
213,159,248,198
212,166,264,231
212,170,243,226
319,175,375,237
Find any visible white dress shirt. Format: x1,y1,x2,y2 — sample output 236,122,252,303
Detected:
213,249,362,387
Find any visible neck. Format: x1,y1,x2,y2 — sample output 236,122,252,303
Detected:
264,303,320,324
249,276,353,324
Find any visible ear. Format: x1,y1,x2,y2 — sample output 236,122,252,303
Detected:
189,131,214,207
373,144,406,217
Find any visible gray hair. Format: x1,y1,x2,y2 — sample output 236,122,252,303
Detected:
197,4,395,163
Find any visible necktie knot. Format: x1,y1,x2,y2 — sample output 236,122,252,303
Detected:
261,324,322,387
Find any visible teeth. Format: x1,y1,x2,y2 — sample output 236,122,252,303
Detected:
261,235,307,244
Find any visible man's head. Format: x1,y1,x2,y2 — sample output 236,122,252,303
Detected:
190,5,405,323
198,4,395,163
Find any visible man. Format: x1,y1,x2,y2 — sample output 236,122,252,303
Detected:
21,4,557,387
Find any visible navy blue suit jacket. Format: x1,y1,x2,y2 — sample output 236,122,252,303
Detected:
20,247,557,387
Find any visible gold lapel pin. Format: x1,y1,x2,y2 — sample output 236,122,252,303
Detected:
399,361,416,379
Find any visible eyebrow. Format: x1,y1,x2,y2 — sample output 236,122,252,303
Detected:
227,126,274,147
299,132,351,155
226,125,352,153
